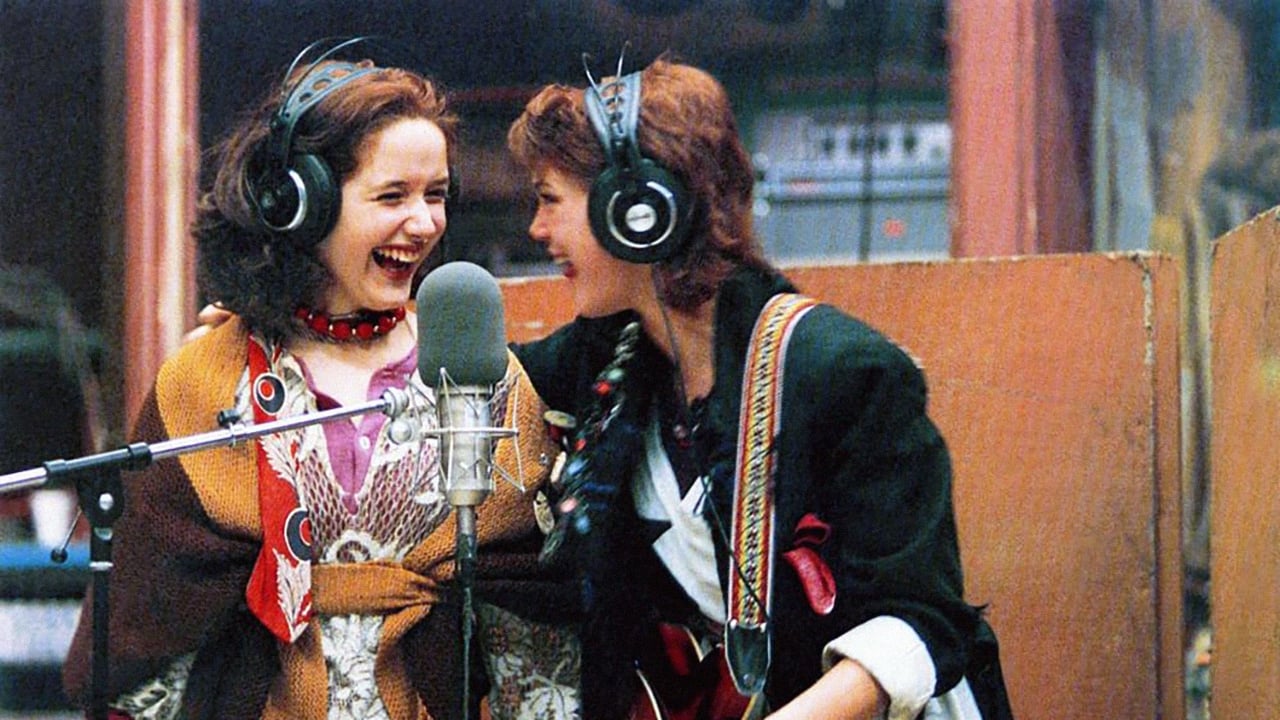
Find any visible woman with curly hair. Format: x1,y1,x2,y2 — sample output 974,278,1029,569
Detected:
62,43,579,720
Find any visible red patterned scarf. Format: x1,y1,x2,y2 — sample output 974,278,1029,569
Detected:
244,336,314,642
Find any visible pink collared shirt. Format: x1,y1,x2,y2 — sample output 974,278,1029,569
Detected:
298,346,418,514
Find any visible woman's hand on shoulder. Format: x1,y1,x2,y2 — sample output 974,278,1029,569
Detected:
182,303,233,344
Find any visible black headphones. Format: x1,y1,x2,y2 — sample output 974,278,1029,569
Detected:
250,38,378,246
584,71,691,264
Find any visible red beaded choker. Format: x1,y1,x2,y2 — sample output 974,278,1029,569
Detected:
293,306,407,342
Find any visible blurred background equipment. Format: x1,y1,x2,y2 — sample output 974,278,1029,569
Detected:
0,265,100,716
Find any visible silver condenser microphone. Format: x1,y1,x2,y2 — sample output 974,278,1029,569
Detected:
415,261,509,507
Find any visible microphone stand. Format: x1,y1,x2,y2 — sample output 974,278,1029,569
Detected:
439,388,491,720
0,388,413,720
454,492,481,720
433,373,516,720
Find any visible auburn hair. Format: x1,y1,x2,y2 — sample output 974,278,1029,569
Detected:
194,60,458,341
508,56,769,311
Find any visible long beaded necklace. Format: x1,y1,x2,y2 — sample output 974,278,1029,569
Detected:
539,320,642,563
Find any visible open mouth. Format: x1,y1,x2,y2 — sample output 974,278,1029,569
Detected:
373,247,418,272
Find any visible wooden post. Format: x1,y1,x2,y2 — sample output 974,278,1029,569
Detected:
121,0,199,426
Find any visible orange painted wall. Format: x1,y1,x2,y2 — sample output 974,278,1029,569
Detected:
1209,208,1280,717
500,253,1184,720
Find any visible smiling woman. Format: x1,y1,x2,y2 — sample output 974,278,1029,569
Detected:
60,41,580,720
507,56,1011,720
316,117,449,330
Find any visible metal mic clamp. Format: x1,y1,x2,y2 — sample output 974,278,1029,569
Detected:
380,387,421,445
437,385,496,507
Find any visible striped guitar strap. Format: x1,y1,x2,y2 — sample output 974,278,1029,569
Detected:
725,292,819,696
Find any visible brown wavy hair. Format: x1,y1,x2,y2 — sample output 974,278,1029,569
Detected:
507,56,769,311
194,59,458,341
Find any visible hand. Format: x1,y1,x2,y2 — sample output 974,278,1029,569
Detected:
182,303,233,344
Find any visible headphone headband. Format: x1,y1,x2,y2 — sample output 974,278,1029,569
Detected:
270,62,377,170
583,65,691,264
251,37,378,244
585,73,643,168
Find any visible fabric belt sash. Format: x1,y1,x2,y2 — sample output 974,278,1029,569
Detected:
263,562,441,720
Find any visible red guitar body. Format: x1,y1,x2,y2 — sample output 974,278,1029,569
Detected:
629,623,765,720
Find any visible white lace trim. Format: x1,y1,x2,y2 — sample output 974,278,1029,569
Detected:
321,612,389,720
112,652,195,720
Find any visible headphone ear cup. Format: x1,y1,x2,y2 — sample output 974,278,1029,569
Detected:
254,153,340,246
290,153,340,245
588,158,690,264
253,166,303,233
